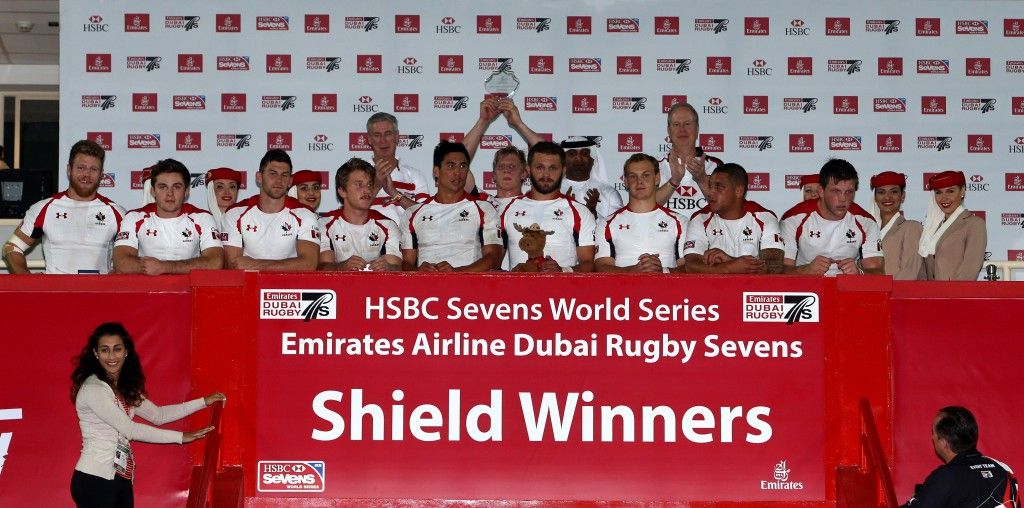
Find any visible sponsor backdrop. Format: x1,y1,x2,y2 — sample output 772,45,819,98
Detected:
254,274,826,501
61,1,1024,265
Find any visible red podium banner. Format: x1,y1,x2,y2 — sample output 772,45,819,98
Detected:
253,274,827,501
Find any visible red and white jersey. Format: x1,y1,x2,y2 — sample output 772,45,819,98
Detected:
658,154,723,214
18,192,125,274
222,196,321,260
371,159,433,223
684,201,784,258
488,194,520,216
499,194,597,269
561,178,624,219
780,199,883,275
596,205,687,268
401,195,501,267
114,204,222,261
319,209,400,263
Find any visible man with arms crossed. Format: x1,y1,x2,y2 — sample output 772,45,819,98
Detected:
595,153,686,273
3,140,125,274
319,158,401,272
401,142,502,272
500,142,597,272
113,159,223,274
683,163,785,274
780,159,884,275
222,149,320,271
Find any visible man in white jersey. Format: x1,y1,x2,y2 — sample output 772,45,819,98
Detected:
222,149,320,271
463,98,542,211
560,137,623,219
113,159,223,274
401,141,502,272
318,158,400,271
595,153,686,273
500,141,597,272
655,103,723,211
780,158,884,275
683,163,785,274
3,140,125,274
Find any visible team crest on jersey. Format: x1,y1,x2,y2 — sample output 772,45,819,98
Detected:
553,209,564,218
281,223,293,233
459,209,470,221
658,220,669,229
368,232,379,242
94,212,107,225
743,226,753,237
182,229,194,241
845,229,857,243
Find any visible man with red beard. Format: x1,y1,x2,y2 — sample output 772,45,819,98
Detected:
499,141,597,272
3,140,125,274
318,158,401,272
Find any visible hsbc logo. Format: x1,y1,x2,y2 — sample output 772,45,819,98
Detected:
783,97,818,113
216,14,241,32
788,57,813,75
916,59,949,74
694,18,729,33
88,132,113,150
704,97,727,114
221,93,247,112
865,19,900,34
395,15,420,33
966,57,991,76
394,93,419,113
607,18,639,33
787,18,810,36
529,55,554,74
349,133,371,151
477,15,501,34
964,175,990,192
86,53,112,73
738,135,774,151
216,134,252,150
655,16,680,35
353,96,378,113
968,134,993,153
747,58,772,76
267,132,293,151
878,57,903,76
877,134,903,153
1006,18,1024,37
266,54,292,73
84,15,109,32
217,56,250,71
436,16,462,34
256,16,289,31
921,96,947,114
827,59,862,74
876,97,909,112
706,56,732,75
833,96,859,114
311,94,338,112
307,56,342,72
916,18,941,36
433,96,469,111
127,134,160,149
956,20,989,34
656,58,690,74
917,136,953,152
747,173,770,191
81,95,117,110
176,132,201,151
745,17,769,35
829,136,862,151
309,134,334,152
569,58,602,72
525,96,557,111
572,95,597,114
700,134,725,153
825,17,851,36
132,93,158,112
962,98,997,113
172,95,206,110
662,95,687,113
1010,136,1024,154
617,56,641,74
743,95,768,114
397,57,423,74
124,13,149,32
354,55,380,73
178,54,203,73
789,134,814,153
439,55,464,74
261,95,297,111
567,16,592,34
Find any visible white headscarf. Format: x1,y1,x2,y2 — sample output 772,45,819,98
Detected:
560,136,612,188
918,198,966,257
869,201,901,241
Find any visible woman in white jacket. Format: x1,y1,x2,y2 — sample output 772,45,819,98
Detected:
70,322,224,507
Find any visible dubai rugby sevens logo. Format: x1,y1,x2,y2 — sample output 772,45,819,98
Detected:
260,290,336,321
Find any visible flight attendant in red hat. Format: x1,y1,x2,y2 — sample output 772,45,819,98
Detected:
918,171,987,280
869,171,922,279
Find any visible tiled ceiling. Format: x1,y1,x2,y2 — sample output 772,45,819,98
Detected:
0,1,59,65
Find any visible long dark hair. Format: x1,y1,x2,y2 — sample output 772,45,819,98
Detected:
71,322,147,407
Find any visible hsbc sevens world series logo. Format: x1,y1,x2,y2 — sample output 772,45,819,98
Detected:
261,289,337,321
743,292,819,324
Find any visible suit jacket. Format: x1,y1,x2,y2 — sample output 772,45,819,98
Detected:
881,215,923,280
920,210,987,281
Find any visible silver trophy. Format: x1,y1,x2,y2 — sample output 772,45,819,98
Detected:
484,59,520,98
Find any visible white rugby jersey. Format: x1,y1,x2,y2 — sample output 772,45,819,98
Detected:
596,205,687,268
222,196,320,260
499,194,597,269
560,178,624,219
115,204,221,261
780,199,882,275
371,159,433,224
658,154,723,212
401,195,500,267
684,201,784,258
319,209,400,263
18,192,125,274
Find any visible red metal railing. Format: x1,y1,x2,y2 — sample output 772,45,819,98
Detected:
859,398,899,508
187,400,224,508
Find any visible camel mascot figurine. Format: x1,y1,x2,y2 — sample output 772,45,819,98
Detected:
512,223,554,272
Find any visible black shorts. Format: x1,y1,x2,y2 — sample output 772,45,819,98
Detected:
70,470,134,508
